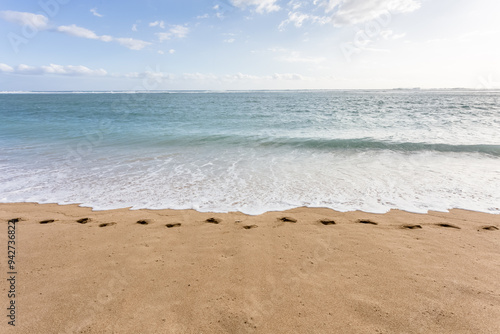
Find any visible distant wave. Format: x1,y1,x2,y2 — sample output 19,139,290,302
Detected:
258,137,500,156
153,134,500,156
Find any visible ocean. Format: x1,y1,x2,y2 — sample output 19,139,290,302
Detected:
0,90,499,215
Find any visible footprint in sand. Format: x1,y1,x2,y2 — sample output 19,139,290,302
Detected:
279,217,297,223
99,222,116,227
136,220,150,225
243,224,258,229
402,224,422,229
357,219,378,225
77,218,91,224
205,218,221,224
435,223,460,229
320,219,336,225
166,223,181,228
39,219,55,224
480,226,498,231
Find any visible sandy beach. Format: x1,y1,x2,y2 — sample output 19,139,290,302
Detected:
0,203,499,333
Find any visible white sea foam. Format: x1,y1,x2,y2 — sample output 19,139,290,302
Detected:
1,148,498,215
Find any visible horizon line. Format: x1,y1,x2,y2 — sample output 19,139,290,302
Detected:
2,88,500,94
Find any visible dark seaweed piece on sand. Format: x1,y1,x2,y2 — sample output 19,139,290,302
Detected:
39,219,55,224
279,217,297,223
77,218,91,224
8,218,21,224
436,223,460,229
357,219,377,225
206,218,221,224
402,224,422,229
99,222,116,227
243,224,258,229
481,225,498,231
136,220,150,225
320,219,336,225
166,223,181,228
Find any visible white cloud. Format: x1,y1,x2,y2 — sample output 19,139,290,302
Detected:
213,5,225,19
156,49,178,55
157,25,189,42
0,10,148,50
68,70,312,87
179,72,307,82
145,71,172,81
0,10,49,29
223,72,261,81
115,38,151,50
320,0,421,26
279,8,331,30
123,72,139,78
279,0,420,29
17,64,42,75
288,0,304,10
0,63,14,73
272,73,304,80
197,14,210,19
181,72,219,81
41,64,107,76
1,63,106,76
156,32,170,41
122,71,256,82
57,24,101,40
279,11,329,30
149,20,165,29
90,8,103,18
320,0,342,12
57,24,150,50
100,35,113,42
170,25,189,38
224,38,236,43
3,59,312,87
281,11,309,28
120,71,172,81
132,24,138,31
230,0,280,14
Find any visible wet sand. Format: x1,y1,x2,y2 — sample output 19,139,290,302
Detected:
1,203,499,333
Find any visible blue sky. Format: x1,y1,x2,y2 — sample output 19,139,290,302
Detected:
1,0,499,90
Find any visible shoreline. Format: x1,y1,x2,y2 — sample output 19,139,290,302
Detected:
1,202,499,333
2,201,499,230
1,200,499,217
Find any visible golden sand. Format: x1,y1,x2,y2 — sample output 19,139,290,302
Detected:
1,203,499,333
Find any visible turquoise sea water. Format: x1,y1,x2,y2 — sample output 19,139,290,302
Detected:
0,90,499,214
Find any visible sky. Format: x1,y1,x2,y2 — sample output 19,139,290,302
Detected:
0,0,499,91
